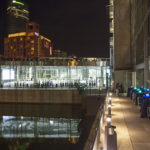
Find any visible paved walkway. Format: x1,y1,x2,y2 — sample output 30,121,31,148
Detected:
100,95,150,150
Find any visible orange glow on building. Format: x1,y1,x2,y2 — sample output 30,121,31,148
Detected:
8,32,26,38
4,22,53,58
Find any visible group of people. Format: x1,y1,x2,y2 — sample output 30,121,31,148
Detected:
115,82,123,96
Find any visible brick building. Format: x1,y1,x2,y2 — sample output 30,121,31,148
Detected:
4,22,52,58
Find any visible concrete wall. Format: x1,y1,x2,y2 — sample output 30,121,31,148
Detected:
0,89,83,104
114,0,131,70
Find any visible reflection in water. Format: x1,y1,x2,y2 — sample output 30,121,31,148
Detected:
0,116,81,138
0,104,84,150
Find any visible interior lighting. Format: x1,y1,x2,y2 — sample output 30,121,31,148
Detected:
134,88,137,90
140,86,144,89
109,93,112,96
50,120,54,125
136,89,140,92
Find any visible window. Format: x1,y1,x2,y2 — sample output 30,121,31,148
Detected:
28,25,33,30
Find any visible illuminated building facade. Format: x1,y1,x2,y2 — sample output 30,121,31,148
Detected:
4,22,52,58
7,0,29,34
0,57,110,89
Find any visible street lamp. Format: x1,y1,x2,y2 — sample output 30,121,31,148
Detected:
106,115,111,126
109,92,112,96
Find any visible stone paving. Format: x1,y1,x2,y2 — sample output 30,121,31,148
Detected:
100,95,150,150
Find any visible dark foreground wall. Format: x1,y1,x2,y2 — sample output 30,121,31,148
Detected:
0,89,83,104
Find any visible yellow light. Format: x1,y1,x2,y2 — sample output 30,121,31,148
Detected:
26,36,31,40
27,32,34,36
13,38,16,42
110,28,114,33
109,12,113,19
8,32,26,38
31,51,34,55
40,35,51,42
110,0,113,5
50,46,52,56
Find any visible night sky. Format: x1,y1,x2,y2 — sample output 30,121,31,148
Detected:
0,0,109,57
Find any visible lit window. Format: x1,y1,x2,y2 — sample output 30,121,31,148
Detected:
26,36,30,40
13,38,16,42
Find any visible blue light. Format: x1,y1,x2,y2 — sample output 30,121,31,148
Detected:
145,93,150,97
136,88,140,91
140,86,144,88
130,86,133,88
147,89,150,92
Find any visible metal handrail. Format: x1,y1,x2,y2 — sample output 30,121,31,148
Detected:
83,93,108,150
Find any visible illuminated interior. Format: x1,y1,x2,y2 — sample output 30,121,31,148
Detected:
1,64,110,88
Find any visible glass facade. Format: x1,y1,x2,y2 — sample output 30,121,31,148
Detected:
1,65,110,89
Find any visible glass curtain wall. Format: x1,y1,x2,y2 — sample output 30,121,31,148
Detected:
1,65,110,88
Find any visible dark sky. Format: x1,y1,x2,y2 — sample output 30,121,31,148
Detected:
0,0,109,57
30,0,109,57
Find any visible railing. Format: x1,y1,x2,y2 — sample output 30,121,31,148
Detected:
83,92,117,150
104,92,117,150
83,93,108,150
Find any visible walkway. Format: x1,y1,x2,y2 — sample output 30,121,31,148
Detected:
100,95,150,150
